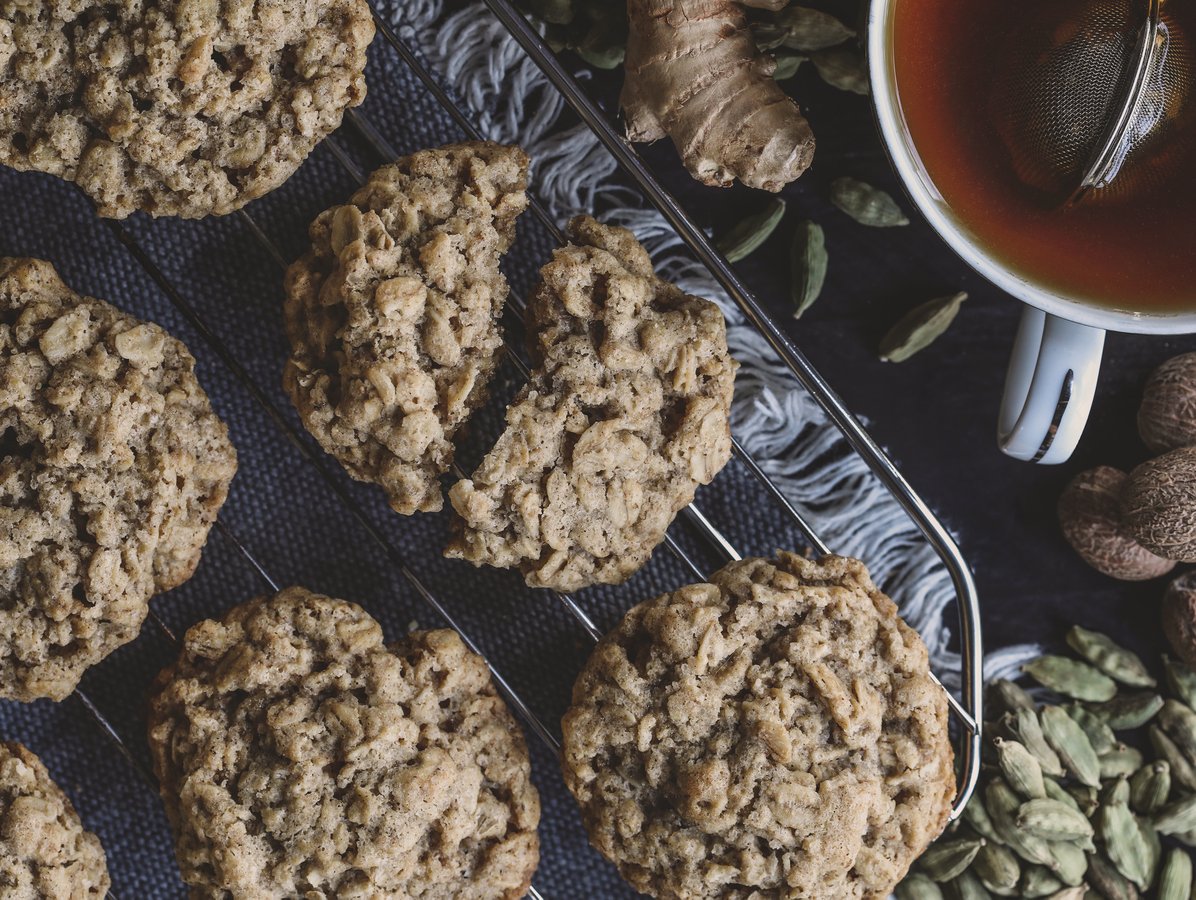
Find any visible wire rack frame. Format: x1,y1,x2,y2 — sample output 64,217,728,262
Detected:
383,0,986,804
27,1,985,895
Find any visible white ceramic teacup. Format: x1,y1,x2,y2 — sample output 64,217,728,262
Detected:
866,0,1196,464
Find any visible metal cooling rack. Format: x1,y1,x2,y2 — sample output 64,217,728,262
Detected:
44,1,984,896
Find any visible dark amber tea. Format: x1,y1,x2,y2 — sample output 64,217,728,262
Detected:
892,0,1196,312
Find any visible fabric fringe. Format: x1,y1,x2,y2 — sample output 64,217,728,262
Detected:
380,0,1027,693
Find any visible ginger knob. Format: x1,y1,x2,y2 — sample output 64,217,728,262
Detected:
621,0,815,191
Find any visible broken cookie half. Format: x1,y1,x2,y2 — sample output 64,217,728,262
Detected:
447,216,738,592
283,142,530,516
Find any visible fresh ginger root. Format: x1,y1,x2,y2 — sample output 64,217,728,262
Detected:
621,0,815,191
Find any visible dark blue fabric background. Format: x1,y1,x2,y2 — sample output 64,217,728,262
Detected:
0,30,854,900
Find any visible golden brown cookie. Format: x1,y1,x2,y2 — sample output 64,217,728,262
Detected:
561,553,955,900
0,742,110,899
283,142,530,515
446,215,737,592
0,258,236,701
0,0,373,218
147,587,541,899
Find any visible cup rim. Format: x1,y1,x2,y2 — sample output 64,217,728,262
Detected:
865,0,1196,336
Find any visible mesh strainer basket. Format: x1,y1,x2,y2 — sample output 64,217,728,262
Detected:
990,0,1193,204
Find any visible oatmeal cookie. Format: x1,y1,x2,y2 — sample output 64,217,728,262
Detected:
147,587,541,899
0,742,110,899
0,0,373,218
561,553,955,900
0,258,237,701
284,142,530,515
446,216,737,592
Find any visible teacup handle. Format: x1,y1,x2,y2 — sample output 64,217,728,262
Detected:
998,307,1106,464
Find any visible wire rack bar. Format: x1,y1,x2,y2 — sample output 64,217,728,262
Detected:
74,690,156,790
393,0,984,814
216,519,282,593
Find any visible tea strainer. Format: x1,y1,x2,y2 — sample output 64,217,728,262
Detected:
990,0,1193,204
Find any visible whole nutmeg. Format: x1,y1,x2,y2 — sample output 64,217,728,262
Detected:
1139,352,1196,452
1162,571,1196,669
1122,446,1196,563
1058,466,1177,580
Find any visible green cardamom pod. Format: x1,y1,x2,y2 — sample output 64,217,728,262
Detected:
1019,865,1064,898
897,872,946,900
1007,710,1065,777
1174,828,1196,849
1141,820,1162,890
575,40,625,71
523,0,575,25
1157,848,1193,900
1065,625,1156,687
1040,705,1101,787
986,778,1055,868
752,22,788,51
973,842,1020,892
1023,656,1118,702
1085,852,1140,900
716,198,786,263
1099,743,1145,780
1102,776,1131,806
994,738,1046,799
989,679,1036,716
1088,692,1164,731
1129,761,1171,816
1041,889,1086,900
771,50,805,82
1045,839,1088,886
1153,793,1196,835
962,793,1004,845
1041,778,1080,812
1150,724,1196,791
919,837,985,882
830,177,908,227
946,870,992,900
879,293,966,363
1096,779,1154,890
1064,782,1099,816
774,6,855,52
811,49,869,95
1017,798,1094,844
1164,654,1196,709
790,219,827,319
1065,703,1117,754
1160,699,1196,762
977,878,1017,898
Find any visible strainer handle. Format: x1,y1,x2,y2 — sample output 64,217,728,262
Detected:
998,307,1106,464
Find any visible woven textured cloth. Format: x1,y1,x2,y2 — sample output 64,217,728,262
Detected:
0,4,979,897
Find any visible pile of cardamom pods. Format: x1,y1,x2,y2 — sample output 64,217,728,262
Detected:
899,626,1196,899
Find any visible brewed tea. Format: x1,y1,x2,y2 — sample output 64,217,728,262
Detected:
893,0,1196,312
